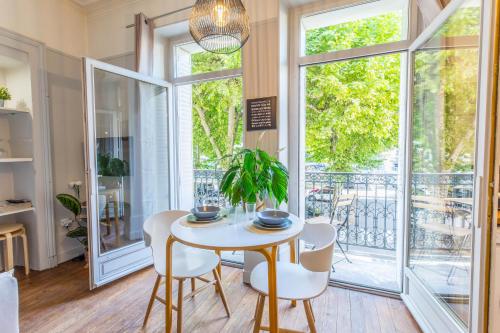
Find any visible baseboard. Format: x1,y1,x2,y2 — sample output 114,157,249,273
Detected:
57,246,84,264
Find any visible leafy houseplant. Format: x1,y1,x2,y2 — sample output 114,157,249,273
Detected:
0,86,11,107
219,148,288,210
56,193,88,265
97,153,130,189
97,153,130,177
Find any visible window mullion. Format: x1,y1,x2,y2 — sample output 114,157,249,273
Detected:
298,40,411,67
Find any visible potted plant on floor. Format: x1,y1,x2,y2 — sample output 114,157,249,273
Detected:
56,193,89,266
219,146,288,212
0,87,12,108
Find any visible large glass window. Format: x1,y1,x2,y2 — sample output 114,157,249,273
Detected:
303,53,405,291
408,0,481,326
175,41,241,77
298,0,408,292
175,39,243,264
302,0,408,56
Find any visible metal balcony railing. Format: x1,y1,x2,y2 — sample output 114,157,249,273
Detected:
194,170,474,251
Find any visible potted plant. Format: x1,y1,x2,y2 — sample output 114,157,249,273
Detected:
56,193,88,266
219,147,288,211
97,153,130,189
0,87,11,107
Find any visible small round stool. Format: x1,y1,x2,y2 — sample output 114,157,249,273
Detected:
0,223,29,275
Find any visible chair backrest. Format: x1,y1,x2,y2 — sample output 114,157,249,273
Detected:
143,210,189,273
299,223,337,272
330,193,356,224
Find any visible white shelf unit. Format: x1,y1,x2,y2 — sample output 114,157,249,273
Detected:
0,158,32,162
0,34,54,272
0,203,34,217
0,107,30,115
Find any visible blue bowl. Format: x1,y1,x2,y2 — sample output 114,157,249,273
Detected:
191,206,220,219
257,210,290,225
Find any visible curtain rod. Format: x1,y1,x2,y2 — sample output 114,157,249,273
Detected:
126,5,193,28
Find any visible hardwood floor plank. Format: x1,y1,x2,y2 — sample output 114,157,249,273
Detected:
15,261,422,333
350,290,366,333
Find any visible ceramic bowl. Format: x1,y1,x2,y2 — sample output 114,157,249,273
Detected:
257,210,290,225
191,205,220,219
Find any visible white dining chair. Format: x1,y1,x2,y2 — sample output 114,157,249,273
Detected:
142,210,231,332
250,223,336,333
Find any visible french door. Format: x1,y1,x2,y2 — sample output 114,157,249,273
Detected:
402,0,492,331
83,58,174,288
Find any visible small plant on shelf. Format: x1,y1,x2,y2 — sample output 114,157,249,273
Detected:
0,86,11,107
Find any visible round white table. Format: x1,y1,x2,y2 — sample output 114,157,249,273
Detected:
164,213,304,333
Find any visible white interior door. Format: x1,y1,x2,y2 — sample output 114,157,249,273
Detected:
83,58,174,288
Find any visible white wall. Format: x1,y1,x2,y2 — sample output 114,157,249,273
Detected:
0,0,87,57
46,49,86,263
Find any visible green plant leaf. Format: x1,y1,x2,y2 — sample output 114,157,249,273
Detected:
56,193,81,216
243,151,256,173
66,226,87,239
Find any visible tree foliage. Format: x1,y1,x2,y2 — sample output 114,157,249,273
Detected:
189,6,481,174
412,7,481,173
190,51,243,168
304,13,402,171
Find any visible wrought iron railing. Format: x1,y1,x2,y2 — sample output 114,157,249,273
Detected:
194,169,474,251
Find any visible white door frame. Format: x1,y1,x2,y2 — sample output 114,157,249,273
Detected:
83,57,175,288
401,0,494,332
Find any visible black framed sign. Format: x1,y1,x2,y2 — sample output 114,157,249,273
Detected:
246,96,277,131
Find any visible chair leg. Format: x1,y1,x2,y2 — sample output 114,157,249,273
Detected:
336,240,352,263
253,294,265,333
304,300,317,333
177,279,184,333
190,278,196,294
143,274,162,327
20,230,29,275
213,269,231,317
2,239,8,271
4,233,13,272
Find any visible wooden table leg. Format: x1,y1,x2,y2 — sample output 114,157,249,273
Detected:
165,236,175,333
215,250,222,293
289,239,297,307
259,246,279,333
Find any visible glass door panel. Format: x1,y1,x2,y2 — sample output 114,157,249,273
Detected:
84,58,172,287
408,0,481,327
302,52,406,292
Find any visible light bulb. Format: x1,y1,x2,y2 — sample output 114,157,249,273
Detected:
212,1,228,28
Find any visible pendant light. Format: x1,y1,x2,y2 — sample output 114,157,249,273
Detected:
189,0,250,54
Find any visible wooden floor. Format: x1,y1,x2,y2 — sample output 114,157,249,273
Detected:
16,260,421,333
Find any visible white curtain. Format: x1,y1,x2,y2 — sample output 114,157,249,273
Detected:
135,12,154,75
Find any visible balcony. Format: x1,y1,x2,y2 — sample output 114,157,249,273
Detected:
194,169,473,292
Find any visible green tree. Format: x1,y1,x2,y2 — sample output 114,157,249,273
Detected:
190,51,243,168
304,13,403,171
412,7,481,173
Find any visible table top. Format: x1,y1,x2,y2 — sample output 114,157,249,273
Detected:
170,213,304,251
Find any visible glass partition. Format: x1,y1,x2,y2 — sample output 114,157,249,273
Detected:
408,0,481,326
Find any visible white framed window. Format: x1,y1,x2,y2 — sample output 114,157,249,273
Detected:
289,0,417,293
